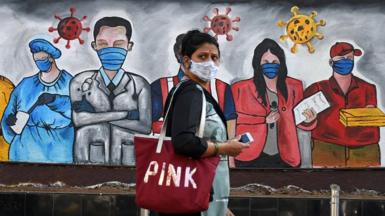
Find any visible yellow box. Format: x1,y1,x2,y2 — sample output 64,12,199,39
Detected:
339,108,385,127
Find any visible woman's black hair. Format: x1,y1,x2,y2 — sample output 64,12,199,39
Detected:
252,38,288,106
181,30,220,58
173,33,186,63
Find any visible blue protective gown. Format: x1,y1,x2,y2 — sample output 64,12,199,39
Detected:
1,70,74,163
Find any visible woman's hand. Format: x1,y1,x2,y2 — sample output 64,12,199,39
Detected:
219,136,249,157
266,111,280,124
302,108,317,123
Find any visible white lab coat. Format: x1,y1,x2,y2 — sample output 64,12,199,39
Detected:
70,69,151,165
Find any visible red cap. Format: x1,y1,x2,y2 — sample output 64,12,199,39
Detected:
330,42,362,58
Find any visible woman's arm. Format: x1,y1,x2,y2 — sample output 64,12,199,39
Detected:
202,137,245,158
170,87,209,158
170,85,247,158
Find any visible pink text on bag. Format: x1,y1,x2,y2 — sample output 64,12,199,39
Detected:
144,161,198,189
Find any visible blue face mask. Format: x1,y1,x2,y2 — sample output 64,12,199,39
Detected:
262,63,280,79
35,58,52,73
97,47,128,71
333,59,354,75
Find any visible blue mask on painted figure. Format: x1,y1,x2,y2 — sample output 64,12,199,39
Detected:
262,63,280,79
333,59,354,75
35,58,52,73
97,47,128,71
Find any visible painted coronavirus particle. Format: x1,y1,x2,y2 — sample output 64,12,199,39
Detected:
277,6,326,54
203,7,240,41
48,7,90,49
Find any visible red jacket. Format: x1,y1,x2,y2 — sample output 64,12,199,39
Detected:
304,76,379,146
231,77,316,167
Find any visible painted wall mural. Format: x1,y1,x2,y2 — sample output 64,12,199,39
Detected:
48,7,91,49
203,7,241,41
277,6,326,54
71,16,152,166
0,0,384,169
0,76,14,161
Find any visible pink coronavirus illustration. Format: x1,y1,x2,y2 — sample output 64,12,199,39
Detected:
203,7,240,41
48,7,90,49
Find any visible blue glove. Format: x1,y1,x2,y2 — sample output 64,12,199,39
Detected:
73,96,95,113
127,110,140,120
36,93,56,106
6,114,17,126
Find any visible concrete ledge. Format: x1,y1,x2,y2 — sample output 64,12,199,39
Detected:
0,162,384,197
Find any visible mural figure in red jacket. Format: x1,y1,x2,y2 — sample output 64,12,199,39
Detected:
232,38,317,168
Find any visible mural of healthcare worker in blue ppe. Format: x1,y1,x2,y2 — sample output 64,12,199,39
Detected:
70,17,151,166
1,39,74,163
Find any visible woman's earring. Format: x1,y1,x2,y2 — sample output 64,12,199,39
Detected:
185,62,191,70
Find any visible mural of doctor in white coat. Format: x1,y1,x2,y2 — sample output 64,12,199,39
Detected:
70,17,151,165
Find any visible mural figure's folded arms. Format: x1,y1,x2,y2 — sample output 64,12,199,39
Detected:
70,16,151,166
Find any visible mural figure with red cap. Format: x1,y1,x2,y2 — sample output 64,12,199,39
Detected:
304,42,380,168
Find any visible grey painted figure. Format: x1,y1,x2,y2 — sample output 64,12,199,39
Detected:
70,17,151,165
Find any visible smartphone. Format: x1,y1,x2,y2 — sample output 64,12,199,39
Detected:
239,132,254,144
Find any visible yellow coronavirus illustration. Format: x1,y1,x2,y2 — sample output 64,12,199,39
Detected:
277,6,326,54
0,76,14,161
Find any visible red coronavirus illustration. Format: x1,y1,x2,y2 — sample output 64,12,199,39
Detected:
203,7,240,41
48,7,90,49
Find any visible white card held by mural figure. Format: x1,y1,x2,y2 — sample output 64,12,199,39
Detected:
10,111,30,134
294,91,330,125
